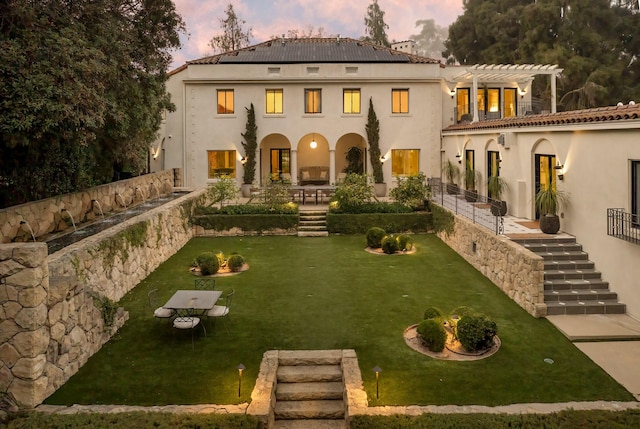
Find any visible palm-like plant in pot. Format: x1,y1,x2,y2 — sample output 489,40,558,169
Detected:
443,159,460,195
487,174,509,216
464,162,481,202
534,179,569,234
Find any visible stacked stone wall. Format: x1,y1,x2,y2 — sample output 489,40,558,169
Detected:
437,215,546,318
0,170,176,244
0,189,203,410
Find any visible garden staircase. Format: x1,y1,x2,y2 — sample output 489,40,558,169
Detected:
513,237,626,316
274,350,346,429
298,209,328,237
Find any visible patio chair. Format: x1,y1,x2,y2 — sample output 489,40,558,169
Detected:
173,309,205,349
148,289,175,320
206,288,234,334
194,278,216,290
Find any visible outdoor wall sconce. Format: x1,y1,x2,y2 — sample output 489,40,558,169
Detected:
373,366,382,399
236,363,245,397
449,89,456,99
310,134,317,149
379,155,387,163
554,163,563,170
240,156,247,165
554,163,564,180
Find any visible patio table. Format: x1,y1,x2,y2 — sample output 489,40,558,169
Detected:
163,289,222,315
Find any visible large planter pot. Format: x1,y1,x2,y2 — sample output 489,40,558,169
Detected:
490,200,507,216
464,189,478,202
374,182,387,197
241,184,252,198
446,184,459,195
539,214,560,234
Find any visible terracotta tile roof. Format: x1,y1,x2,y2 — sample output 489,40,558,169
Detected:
443,103,640,132
185,37,441,66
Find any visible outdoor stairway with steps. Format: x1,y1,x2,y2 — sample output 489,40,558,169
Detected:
298,210,328,237
274,350,346,429
513,237,626,316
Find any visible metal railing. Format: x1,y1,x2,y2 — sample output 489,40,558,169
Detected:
453,100,549,124
607,208,640,245
428,177,504,235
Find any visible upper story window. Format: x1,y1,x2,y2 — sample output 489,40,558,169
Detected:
266,89,283,114
391,149,419,176
208,150,236,178
305,89,322,114
392,89,409,114
343,89,361,114
217,90,234,114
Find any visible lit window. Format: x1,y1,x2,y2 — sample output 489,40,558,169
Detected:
217,90,234,114
392,149,419,176
504,88,516,118
392,89,409,114
305,89,321,113
266,89,283,114
208,150,236,178
343,89,361,114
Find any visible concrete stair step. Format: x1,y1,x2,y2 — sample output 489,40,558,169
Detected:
300,221,327,226
277,365,342,383
544,269,602,280
298,231,329,237
300,215,326,220
274,400,345,420
544,260,595,271
278,350,343,366
299,225,327,230
540,251,589,261
546,300,626,315
512,237,577,245
276,382,344,401
544,289,618,302
521,242,582,253
544,279,610,291
273,419,346,429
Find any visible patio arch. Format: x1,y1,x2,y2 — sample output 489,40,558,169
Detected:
259,133,292,184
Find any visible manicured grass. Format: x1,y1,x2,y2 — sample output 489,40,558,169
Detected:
45,235,634,406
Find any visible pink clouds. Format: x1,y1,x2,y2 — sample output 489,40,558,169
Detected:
169,0,463,69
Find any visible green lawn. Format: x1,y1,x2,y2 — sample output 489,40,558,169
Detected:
45,235,634,407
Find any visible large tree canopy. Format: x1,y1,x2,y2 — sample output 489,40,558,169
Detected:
363,0,390,47
444,0,640,109
209,3,252,53
0,0,184,207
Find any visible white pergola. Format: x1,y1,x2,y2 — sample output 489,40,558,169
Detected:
451,64,563,121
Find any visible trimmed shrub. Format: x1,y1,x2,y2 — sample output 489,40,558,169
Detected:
397,234,413,251
227,254,245,272
416,318,447,352
457,314,498,352
366,227,386,248
381,235,399,254
423,307,442,320
196,252,220,275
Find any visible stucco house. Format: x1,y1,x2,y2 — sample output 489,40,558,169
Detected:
154,37,640,320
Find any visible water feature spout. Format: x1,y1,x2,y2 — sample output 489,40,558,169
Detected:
92,199,105,221
135,187,146,201
151,182,160,197
61,209,77,232
19,220,37,242
115,192,128,211
163,179,173,193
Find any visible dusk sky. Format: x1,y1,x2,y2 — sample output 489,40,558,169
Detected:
170,0,464,69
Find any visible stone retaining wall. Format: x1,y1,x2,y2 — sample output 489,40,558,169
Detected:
437,215,546,318
1,170,177,244
0,189,204,411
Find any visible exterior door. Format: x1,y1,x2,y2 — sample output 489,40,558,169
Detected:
535,154,556,219
633,161,640,226
456,88,470,122
270,149,290,181
487,151,500,198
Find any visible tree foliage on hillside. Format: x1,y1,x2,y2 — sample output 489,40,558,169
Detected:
208,3,252,53
410,19,449,61
444,0,640,108
363,0,390,47
0,0,184,208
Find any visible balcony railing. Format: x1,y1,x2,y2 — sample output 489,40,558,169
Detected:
607,208,640,245
453,100,550,124
428,178,504,235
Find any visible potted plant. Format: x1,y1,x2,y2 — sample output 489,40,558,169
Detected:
344,146,364,174
534,180,569,234
487,174,509,216
365,98,386,197
464,162,480,202
443,159,460,194
240,103,257,197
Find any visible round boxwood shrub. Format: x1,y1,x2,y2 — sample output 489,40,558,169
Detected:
366,227,387,248
381,235,399,254
196,252,220,275
456,314,497,352
416,318,447,352
423,307,442,320
227,254,245,272
397,234,413,251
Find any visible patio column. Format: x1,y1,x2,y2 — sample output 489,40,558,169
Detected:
472,74,479,122
551,72,557,113
329,149,336,184
291,149,298,185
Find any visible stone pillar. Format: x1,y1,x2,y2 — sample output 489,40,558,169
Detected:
329,149,336,184
291,150,298,185
0,243,50,410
